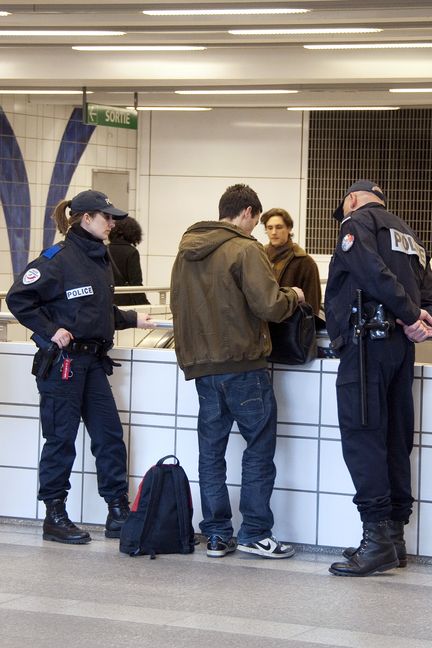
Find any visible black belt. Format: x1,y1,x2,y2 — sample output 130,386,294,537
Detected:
65,340,112,355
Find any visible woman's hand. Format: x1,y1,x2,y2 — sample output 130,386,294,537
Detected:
51,328,74,348
136,313,156,329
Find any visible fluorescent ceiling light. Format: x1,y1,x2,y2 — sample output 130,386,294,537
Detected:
0,30,125,36
305,42,432,50
287,106,400,111
128,106,212,111
0,11,11,16
389,88,432,93
176,89,298,95
0,89,93,95
72,45,206,51
229,28,382,35
143,8,309,15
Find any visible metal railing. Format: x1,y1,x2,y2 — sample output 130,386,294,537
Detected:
0,285,170,303
0,287,173,343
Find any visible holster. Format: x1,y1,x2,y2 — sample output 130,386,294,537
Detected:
101,354,121,376
32,344,61,379
350,303,395,341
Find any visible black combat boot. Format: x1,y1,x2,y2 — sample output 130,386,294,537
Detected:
342,519,407,567
105,493,130,538
43,499,91,544
329,520,399,576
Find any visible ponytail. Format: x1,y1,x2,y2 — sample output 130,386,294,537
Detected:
52,199,83,234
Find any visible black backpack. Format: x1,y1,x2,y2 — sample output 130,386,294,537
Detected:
119,455,195,557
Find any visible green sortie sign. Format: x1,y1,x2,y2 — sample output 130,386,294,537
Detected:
85,103,138,130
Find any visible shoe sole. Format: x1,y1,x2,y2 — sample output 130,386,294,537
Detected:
207,545,237,558
43,533,91,544
329,559,399,576
237,545,295,559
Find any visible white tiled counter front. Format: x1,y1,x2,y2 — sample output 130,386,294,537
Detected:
0,342,431,557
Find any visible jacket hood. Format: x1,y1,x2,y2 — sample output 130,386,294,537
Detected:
178,220,255,261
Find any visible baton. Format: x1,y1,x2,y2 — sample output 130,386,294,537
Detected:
354,289,368,426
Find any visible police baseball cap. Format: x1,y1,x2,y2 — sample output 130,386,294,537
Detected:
70,190,128,219
333,180,386,222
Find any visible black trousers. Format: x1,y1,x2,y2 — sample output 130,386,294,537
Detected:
37,352,128,503
336,327,415,523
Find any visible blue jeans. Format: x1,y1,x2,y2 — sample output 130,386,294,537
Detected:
195,369,277,544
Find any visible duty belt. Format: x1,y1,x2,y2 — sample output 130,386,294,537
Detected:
65,339,113,355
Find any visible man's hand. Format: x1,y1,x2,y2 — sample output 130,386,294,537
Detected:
292,287,305,303
397,309,432,342
51,328,74,348
136,313,156,329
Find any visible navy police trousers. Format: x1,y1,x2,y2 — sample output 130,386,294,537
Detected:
37,352,128,503
336,326,415,523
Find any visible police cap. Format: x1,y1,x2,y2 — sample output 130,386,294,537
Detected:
333,180,386,222
70,190,128,220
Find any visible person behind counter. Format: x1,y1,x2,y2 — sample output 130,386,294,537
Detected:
107,216,150,306
171,183,304,560
261,208,321,316
325,180,432,577
6,190,155,546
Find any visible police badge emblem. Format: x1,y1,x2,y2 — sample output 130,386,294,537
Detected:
341,233,355,252
23,268,41,284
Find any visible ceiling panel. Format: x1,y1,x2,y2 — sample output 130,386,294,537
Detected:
0,1,431,108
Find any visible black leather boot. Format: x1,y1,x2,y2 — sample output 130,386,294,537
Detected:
342,520,407,567
43,499,91,544
329,520,399,576
105,493,130,538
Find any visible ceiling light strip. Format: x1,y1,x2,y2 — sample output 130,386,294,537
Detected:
128,106,212,111
0,89,92,95
305,43,432,50
176,89,298,95
143,8,309,15
230,28,382,35
287,106,400,111
389,88,432,93
72,45,206,51
0,30,125,36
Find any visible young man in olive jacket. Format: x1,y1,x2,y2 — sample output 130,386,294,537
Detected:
170,184,304,559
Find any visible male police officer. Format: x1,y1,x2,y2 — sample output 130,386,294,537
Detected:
325,180,432,576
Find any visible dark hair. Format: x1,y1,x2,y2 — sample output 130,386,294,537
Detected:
52,199,88,234
218,184,263,220
108,216,142,246
260,207,294,229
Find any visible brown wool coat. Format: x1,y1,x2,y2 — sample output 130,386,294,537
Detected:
265,241,322,315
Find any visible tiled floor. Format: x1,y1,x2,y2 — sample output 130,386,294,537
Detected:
1,520,432,648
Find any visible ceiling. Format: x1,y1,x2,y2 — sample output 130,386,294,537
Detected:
1,0,432,109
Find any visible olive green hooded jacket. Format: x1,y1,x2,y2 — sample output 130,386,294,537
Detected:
170,220,299,380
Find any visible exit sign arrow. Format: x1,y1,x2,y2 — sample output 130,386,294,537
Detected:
84,103,138,130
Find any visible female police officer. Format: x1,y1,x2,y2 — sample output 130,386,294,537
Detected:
6,190,154,545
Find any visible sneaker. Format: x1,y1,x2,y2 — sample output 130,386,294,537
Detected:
206,535,237,558
237,536,295,559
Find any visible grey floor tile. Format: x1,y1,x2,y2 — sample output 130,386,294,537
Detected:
1,521,432,648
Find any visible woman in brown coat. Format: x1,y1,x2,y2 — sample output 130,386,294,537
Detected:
261,207,321,315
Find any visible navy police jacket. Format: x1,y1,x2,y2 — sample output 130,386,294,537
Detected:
6,228,137,342
325,202,432,350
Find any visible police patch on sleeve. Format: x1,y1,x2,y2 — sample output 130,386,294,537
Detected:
341,233,355,252
23,268,41,285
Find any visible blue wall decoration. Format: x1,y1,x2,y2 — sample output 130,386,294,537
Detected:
0,107,31,278
43,107,96,250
